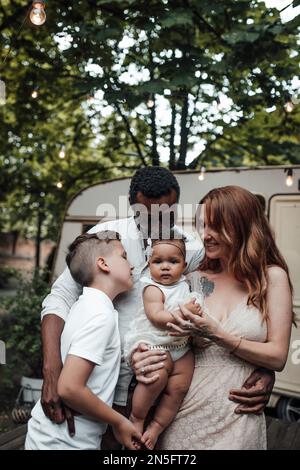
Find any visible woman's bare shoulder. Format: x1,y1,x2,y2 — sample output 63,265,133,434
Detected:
267,265,289,284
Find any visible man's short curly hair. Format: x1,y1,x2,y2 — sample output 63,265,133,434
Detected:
129,166,180,205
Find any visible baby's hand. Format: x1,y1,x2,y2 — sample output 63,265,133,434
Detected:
184,298,203,316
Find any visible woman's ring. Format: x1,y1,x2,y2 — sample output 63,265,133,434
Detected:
140,367,146,376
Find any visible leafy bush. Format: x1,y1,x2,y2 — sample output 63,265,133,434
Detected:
0,266,19,288
0,270,50,406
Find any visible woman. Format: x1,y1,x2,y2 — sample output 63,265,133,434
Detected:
156,186,293,450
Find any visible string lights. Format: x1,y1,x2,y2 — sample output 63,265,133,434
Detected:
0,2,46,106
284,100,294,113
198,166,206,181
59,145,66,159
29,1,46,26
31,87,39,99
56,182,63,189
285,168,294,187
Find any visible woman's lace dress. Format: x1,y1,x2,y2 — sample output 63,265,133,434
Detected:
158,271,268,450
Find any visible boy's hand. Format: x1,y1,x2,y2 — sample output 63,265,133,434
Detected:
112,417,142,450
184,298,203,316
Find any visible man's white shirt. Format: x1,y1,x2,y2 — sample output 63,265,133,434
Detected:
41,216,205,405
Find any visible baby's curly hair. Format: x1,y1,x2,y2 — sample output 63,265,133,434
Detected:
129,166,180,205
152,228,187,259
66,230,121,286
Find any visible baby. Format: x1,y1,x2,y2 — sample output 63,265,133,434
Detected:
124,236,203,449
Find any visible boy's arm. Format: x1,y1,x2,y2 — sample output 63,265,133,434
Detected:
58,355,141,449
58,355,123,423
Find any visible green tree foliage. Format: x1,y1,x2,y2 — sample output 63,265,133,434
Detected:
0,0,300,240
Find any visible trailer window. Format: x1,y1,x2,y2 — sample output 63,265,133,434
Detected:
269,195,300,309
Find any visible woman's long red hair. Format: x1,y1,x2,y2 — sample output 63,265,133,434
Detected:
198,185,294,321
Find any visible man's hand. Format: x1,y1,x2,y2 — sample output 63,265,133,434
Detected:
112,416,142,450
131,343,167,384
41,314,75,436
41,362,76,437
229,368,275,414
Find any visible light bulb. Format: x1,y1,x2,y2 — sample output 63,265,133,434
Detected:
147,99,154,108
31,89,38,99
0,80,6,105
59,146,66,159
285,169,293,187
198,166,206,181
284,101,294,113
56,182,63,189
30,2,46,26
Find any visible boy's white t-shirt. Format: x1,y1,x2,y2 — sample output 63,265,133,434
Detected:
25,287,121,450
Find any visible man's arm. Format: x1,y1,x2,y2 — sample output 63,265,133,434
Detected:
40,266,82,431
41,315,66,424
229,368,275,414
41,266,82,321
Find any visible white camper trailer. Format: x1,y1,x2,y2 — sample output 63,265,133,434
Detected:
52,165,300,422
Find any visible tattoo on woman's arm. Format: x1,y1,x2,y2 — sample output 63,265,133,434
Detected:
200,276,215,298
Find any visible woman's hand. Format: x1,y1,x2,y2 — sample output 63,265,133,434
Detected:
184,298,202,316
131,343,167,384
167,304,222,341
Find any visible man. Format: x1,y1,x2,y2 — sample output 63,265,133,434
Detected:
40,166,275,449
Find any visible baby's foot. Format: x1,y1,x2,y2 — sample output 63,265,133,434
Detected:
129,413,145,435
141,421,164,450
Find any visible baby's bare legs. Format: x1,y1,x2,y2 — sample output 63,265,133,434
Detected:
142,350,194,450
130,353,174,435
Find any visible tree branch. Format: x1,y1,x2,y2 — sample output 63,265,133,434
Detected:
114,102,148,167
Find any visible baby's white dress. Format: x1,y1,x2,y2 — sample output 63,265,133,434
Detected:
123,275,204,362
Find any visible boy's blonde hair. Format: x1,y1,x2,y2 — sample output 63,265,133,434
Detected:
66,230,121,286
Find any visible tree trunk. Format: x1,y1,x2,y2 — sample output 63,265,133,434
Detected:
176,92,189,170
150,97,159,166
35,209,43,269
169,103,176,170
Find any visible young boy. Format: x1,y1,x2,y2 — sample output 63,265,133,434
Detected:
25,230,141,450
